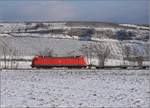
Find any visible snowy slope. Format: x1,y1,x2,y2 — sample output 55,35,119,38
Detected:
0,22,149,68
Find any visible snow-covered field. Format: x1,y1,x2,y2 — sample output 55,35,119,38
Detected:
1,69,150,107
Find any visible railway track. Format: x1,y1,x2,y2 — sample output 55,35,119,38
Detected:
1,68,98,71
1,67,149,71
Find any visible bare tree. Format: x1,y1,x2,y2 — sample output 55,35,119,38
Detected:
124,46,131,60
79,42,110,67
124,45,142,66
92,43,110,67
2,46,7,69
145,42,150,60
79,43,94,65
124,45,145,68
1,46,19,69
10,48,18,69
0,38,19,69
136,56,144,68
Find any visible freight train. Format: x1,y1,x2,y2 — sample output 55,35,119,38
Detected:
31,56,149,69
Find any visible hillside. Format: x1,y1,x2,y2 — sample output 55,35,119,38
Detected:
0,22,149,41
0,22,149,68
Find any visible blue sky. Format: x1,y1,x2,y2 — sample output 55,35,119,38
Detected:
0,0,149,24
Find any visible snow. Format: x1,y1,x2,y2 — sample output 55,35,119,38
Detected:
120,24,149,30
1,70,150,107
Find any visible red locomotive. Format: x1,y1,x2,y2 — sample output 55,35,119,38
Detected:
31,56,88,68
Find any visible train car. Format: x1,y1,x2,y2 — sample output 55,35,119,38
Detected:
31,56,88,68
